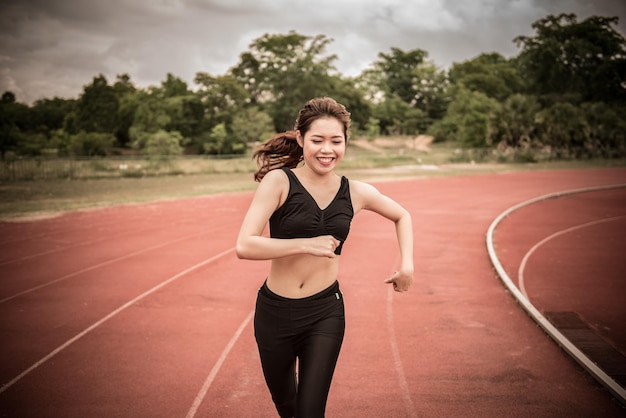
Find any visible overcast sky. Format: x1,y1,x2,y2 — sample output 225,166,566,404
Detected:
1,0,624,104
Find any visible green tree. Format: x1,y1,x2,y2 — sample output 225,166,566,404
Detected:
73,74,119,134
163,94,204,140
157,74,203,139
129,74,200,153
0,93,76,157
143,129,184,160
68,131,116,156
323,75,371,134
113,73,136,97
365,48,448,133
488,94,541,148
161,73,190,98
429,87,500,147
410,61,450,126
1,92,15,103
15,133,50,156
449,53,524,101
515,14,626,103
580,102,626,156
129,91,171,150
372,95,413,135
230,107,275,145
30,97,77,139
194,72,249,139
231,31,337,130
0,92,29,157
113,74,139,147
356,66,386,103
202,122,244,155
536,102,589,153
365,117,380,141
375,47,429,104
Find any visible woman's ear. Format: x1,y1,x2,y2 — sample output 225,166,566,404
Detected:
296,130,304,147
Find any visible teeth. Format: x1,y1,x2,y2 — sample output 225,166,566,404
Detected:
318,157,333,162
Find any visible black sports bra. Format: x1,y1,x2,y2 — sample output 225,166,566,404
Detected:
269,168,353,255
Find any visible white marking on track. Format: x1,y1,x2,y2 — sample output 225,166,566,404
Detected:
185,310,254,418
0,223,159,266
0,229,221,304
387,285,417,417
486,183,626,404
518,216,624,300
0,247,235,394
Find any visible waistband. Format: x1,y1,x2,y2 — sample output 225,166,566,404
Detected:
259,280,342,306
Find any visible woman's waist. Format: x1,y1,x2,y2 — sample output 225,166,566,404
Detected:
267,257,339,298
260,279,341,304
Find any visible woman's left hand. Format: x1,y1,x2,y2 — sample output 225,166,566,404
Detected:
384,269,413,292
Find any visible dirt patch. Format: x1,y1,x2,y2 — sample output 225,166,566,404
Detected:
412,135,434,152
350,140,386,153
353,136,434,153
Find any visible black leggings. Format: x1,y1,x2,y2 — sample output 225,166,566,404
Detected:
254,280,345,418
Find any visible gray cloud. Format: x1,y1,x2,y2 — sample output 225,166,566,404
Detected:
0,0,624,104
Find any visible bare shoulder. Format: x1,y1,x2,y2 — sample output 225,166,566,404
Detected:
347,179,382,212
348,179,378,196
262,167,289,185
255,168,290,204
348,178,407,219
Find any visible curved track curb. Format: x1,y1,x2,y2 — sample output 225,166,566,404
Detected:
486,183,626,405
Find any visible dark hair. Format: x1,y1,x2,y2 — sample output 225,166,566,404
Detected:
253,97,351,181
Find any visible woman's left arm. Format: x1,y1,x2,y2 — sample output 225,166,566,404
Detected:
352,181,414,292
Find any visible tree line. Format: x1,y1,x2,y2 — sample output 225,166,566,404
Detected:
1,13,625,161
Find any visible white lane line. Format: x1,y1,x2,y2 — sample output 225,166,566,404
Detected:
518,216,624,300
185,310,254,418
0,216,146,248
0,223,163,267
0,227,228,304
387,285,417,418
0,216,229,267
0,247,235,394
486,183,626,405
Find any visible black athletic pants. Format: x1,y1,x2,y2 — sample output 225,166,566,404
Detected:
254,280,345,418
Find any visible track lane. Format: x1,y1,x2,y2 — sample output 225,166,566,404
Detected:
492,187,626,404
0,249,242,417
0,238,236,391
1,168,625,417
0,197,252,391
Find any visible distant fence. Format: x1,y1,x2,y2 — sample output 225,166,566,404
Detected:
2,146,623,181
0,155,255,181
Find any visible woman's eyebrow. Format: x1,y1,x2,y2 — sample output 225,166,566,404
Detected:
310,133,344,138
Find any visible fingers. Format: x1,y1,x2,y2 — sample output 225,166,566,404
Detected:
326,236,340,257
385,272,412,292
309,235,340,258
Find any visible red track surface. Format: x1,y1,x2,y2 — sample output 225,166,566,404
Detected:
1,168,625,417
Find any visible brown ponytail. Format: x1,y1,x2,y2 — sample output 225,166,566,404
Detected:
253,131,303,182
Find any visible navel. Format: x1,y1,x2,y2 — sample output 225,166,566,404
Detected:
299,282,304,289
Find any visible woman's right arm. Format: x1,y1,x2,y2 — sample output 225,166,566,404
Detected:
235,170,338,260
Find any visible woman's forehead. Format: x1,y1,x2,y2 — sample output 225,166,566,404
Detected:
306,117,344,137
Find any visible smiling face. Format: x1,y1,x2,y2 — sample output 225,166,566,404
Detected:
296,116,346,176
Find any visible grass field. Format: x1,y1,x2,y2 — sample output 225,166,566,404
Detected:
1,140,624,221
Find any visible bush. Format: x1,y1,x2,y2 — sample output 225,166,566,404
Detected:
68,131,116,156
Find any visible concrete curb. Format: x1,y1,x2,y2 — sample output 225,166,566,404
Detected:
486,183,626,405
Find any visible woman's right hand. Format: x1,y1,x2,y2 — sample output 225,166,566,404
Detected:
307,235,340,258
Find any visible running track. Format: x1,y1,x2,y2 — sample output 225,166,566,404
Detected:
0,168,625,417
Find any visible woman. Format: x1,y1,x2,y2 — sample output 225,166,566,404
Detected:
236,97,413,417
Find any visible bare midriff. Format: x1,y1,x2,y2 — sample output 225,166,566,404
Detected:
266,254,340,298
